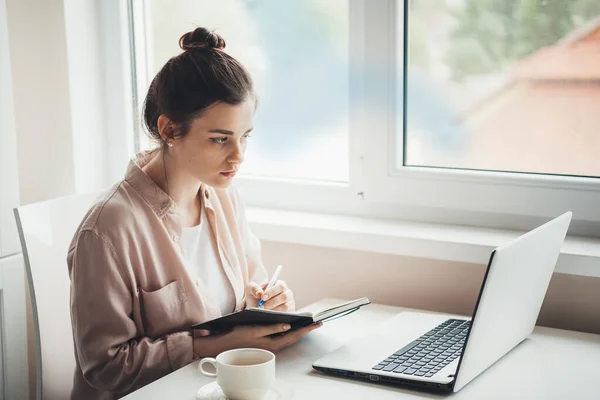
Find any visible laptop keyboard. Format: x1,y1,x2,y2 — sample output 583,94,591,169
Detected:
372,318,469,378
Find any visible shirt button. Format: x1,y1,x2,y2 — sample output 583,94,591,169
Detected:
169,204,176,212
172,235,179,242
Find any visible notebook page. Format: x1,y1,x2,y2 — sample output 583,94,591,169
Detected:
314,298,370,320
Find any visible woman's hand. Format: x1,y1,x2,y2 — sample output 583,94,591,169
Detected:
193,322,322,358
246,280,296,312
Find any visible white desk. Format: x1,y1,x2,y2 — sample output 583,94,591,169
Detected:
124,299,600,399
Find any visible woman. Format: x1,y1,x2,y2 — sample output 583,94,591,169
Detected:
67,27,321,399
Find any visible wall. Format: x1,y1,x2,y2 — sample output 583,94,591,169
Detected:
0,0,20,258
5,0,76,206
261,241,600,335
1,0,33,398
5,0,127,208
5,2,76,396
3,2,128,397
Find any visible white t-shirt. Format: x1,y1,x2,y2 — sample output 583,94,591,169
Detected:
180,206,236,315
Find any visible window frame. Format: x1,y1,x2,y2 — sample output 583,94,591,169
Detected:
128,0,600,236
129,0,367,211
128,0,154,153
360,0,600,228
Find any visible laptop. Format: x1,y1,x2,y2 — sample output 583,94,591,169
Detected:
312,212,572,393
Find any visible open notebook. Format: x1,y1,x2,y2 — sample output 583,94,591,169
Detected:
192,297,371,335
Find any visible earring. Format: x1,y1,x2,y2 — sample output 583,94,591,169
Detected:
167,141,173,147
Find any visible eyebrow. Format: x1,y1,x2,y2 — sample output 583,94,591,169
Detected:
207,127,254,135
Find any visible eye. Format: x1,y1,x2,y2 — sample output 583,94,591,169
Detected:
211,137,228,144
242,134,252,140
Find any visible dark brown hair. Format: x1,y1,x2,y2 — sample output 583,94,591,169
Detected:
143,27,254,146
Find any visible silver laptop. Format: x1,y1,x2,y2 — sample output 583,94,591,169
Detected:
312,212,572,393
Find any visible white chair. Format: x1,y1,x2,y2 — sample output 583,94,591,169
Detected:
14,192,100,400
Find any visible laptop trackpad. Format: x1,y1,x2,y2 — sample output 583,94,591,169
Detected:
313,311,458,372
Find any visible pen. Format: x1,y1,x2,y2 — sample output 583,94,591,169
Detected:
258,265,283,308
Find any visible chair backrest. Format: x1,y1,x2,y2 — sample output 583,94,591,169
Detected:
14,192,100,400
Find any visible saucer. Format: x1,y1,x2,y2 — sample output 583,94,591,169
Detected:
196,380,293,400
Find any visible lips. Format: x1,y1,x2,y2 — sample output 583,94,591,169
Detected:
220,171,236,178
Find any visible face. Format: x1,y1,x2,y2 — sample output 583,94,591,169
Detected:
168,98,255,188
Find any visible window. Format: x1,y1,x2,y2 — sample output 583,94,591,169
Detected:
133,0,350,182
130,0,600,232
403,0,600,178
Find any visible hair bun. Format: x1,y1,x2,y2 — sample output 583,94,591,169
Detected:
179,27,226,51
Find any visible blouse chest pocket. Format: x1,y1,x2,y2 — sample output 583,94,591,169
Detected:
139,279,189,338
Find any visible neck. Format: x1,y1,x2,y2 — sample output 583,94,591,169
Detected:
143,150,202,212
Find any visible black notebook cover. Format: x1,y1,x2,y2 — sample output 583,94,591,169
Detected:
192,297,370,335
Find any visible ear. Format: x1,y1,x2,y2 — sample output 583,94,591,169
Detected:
157,114,174,142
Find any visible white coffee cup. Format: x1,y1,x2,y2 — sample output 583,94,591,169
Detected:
198,348,275,400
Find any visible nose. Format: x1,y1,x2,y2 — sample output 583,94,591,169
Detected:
227,140,245,166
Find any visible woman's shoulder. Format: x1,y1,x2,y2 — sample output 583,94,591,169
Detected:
73,181,146,241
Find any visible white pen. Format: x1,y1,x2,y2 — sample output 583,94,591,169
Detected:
257,265,283,308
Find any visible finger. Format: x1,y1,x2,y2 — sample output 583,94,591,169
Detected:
310,321,324,330
269,299,296,312
280,323,320,342
262,289,292,310
274,322,322,350
247,281,264,299
249,323,292,338
261,280,287,302
195,329,211,337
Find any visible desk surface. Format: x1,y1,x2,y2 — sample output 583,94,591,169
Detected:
124,299,600,400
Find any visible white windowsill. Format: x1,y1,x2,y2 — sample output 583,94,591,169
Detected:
247,207,600,278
